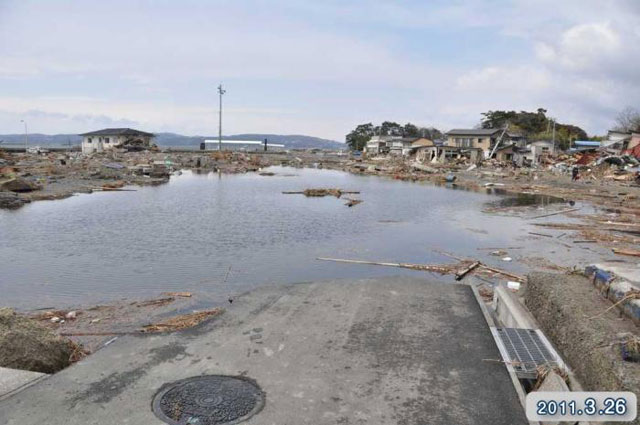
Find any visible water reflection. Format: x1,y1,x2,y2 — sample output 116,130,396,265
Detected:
0,167,559,309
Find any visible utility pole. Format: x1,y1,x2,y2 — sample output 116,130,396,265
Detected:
488,124,509,159
217,84,226,151
20,119,28,151
552,119,556,152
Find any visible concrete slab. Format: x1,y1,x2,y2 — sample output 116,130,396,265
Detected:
0,276,527,424
0,367,46,399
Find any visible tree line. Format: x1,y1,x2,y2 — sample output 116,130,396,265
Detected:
345,108,639,151
479,108,588,150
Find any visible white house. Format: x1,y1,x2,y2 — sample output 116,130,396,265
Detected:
388,137,419,156
80,128,154,154
365,135,397,155
528,140,556,162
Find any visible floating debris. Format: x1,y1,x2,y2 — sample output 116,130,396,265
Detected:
141,308,224,333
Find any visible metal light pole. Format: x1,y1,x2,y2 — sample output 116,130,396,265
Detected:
217,84,226,151
20,119,28,151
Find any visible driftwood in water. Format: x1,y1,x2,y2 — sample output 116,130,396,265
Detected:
435,250,525,282
613,248,640,258
282,188,360,198
318,253,525,283
529,207,580,219
316,257,458,274
455,261,480,281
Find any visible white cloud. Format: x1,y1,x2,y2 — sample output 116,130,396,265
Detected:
0,0,639,138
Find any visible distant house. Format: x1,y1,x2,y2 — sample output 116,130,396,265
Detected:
388,137,431,156
80,128,154,154
445,128,518,157
416,143,483,165
365,135,397,155
524,140,556,164
494,144,517,162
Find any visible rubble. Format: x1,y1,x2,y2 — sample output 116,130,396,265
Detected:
0,308,78,373
0,149,290,209
282,188,360,198
0,177,41,192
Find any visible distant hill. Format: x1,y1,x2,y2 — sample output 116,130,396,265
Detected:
0,132,345,150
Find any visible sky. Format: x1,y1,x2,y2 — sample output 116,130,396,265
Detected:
1,0,639,141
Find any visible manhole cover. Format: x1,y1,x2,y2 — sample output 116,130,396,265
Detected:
152,375,265,425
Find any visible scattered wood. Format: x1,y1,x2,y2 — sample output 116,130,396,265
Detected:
316,257,458,274
612,248,640,258
476,247,523,250
573,240,597,244
133,297,175,307
89,186,137,192
528,232,553,238
317,255,525,282
60,331,134,336
162,291,192,298
455,261,480,281
530,207,580,219
478,265,525,282
433,249,525,281
140,308,224,333
282,188,360,198
598,221,640,227
344,198,363,207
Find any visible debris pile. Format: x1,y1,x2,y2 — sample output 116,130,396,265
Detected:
141,308,223,333
0,308,80,373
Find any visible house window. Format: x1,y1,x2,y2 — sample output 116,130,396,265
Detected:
105,137,110,143
87,138,92,143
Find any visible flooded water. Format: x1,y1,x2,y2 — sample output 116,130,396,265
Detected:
1,167,580,309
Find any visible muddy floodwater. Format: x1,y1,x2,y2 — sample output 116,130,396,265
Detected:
0,167,599,309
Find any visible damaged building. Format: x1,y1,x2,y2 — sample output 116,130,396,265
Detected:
80,128,155,154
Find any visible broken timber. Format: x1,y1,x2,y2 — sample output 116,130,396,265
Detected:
316,257,456,274
612,248,640,258
529,207,580,219
455,261,480,281
317,257,525,282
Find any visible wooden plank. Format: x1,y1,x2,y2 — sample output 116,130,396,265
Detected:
612,248,640,258
530,208,580,219
455,261,480,281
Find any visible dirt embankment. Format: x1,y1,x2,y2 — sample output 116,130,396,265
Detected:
525,272,640,405
0,308,78,373
1,293,224,374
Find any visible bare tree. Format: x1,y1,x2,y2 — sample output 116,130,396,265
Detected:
614,107,640,133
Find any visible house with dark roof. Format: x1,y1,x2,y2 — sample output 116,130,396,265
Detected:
79,128,154,154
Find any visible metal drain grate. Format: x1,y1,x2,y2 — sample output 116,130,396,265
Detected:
152,375,265,425
493,327,558,377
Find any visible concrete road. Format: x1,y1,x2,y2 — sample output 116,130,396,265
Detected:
0,276,527,424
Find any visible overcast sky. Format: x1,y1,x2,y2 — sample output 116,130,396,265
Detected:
1,0,639,140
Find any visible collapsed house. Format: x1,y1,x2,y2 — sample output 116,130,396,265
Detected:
602,130,640,158
80,128,155,154
445,128,525,159
414,139,483,165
